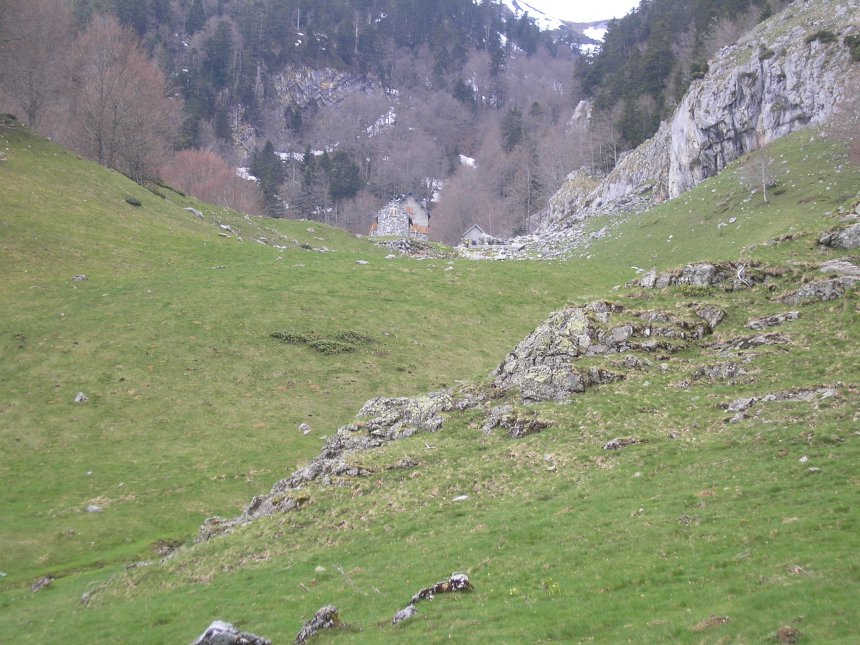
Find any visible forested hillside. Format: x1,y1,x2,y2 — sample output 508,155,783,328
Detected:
0,0,790,240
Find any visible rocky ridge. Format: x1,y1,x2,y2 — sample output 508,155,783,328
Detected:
196,249,860,540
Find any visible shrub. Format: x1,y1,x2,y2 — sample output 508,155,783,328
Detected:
271,330,315,344
845,34,860,62
758,47,776,61
805,30,837,45
308,339,356,355
335,330,374,344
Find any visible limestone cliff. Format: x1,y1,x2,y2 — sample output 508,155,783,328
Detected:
541,0,859,233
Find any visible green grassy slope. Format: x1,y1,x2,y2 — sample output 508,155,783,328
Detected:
1,123,858,643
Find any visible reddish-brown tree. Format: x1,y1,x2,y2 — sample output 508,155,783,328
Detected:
160,149,262,215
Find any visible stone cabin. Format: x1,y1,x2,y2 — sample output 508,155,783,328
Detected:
460,224,490,245
369,193,430,239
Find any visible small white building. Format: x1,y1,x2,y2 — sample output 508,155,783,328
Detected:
369,193,430,239
460,224,491,245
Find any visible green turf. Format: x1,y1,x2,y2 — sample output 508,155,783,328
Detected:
1,122,858,643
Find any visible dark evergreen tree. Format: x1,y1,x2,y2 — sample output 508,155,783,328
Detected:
252,141,286,217
500,107,524,153
185,0,205,34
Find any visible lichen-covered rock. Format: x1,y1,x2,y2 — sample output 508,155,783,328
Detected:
356,391,454,438
777,279,848,305
711,332,791,351
294,606,346,645
692,361,751,382
636,261,769,291
392,605,418,625
492,304,626,402
410,573,473,605
481,406,554,439
192,620,271,645
747,311,800,330
819,223,860,249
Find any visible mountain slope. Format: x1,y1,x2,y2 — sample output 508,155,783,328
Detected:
2,99,859,644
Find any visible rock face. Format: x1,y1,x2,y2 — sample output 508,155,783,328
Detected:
536,0,858,238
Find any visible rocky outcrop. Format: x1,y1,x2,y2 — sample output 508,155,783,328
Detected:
636,261,779,291
294,606,347,645
491,301,724,402
820,223,860,249
777,259,860,304
747,311,800,329
536,0,858,238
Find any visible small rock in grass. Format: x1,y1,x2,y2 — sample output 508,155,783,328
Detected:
74,392,89,403
192,620,271,645
392,605,418,625
356,260,369,265
72,274,88,282
85,504,103,513
30,575,54,592
299,423,312,435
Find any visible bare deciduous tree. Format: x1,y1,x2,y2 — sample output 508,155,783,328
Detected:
69,16,178,183
0,0,71,127
739,132,777,203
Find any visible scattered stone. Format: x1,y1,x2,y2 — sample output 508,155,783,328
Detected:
85,504,103,513
444,266,454,271
192,620,271,645
777,278,849,305
602,437,641,450
452,495,469,502
694,305,727,331
30,575,54,593
636,261,770,291
355,260,369,265
385,254,397,259
692,360,751,383
692,615,731,632
74,392,89,403
219,224,234,233
711,333,790,352
385,457,419,471
775,625,801,644
481,407,554,439
722,387,839,422
611,355,651,370
746,311,799,330
80,591,91,605
298,423,312,435
410,573,473,605
72,274,88,282
185,207,204,219
392,604,418,625
819,223,860,249
294,606,346,645
376,238,453,258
